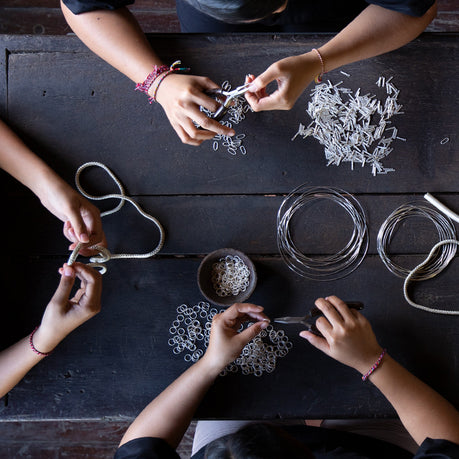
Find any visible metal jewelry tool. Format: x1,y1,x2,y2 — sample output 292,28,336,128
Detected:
205,83,252,122
274,301,364,337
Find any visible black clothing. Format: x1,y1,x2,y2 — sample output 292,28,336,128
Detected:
63,0,435,33
114,426,459,459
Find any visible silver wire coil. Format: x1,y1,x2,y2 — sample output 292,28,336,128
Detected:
377,202,457,280
277,185,369,281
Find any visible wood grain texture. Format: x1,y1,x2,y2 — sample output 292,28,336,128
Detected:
0,34,458,425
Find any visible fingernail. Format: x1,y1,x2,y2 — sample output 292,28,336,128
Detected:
248,82,258,92
64,266,73,277
260,321,269,329
79,233,89,243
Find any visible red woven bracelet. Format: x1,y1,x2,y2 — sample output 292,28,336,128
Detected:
29,326,53,357
362,348,386,381
312,48,326,83
135,60,190,104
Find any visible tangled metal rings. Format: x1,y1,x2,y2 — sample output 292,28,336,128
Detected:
377,203,457,280
277,185,368,281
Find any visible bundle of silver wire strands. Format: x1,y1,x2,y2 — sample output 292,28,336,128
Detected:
377,202,457,281
277,185,368,281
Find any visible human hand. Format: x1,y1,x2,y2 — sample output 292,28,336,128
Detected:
245,51,322,111
155,73,236,146
32,263,102,353
39,177,106,256
299,296,383,375
202,303,270,373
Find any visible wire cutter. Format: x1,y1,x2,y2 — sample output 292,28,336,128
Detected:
205,83,252,122
274,302,364,337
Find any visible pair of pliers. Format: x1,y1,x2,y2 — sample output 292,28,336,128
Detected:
274,302,364,337
205,83,252,122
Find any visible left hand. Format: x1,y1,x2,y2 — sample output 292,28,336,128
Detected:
39,178,106,255
202,303,270,372
33,262,103,353
245,51,321,111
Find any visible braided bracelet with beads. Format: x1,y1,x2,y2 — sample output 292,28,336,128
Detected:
29,326,53,357
361,349,386,381
135,60,190,104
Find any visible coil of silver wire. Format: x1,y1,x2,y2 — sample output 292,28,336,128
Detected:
277,185,369,281
377,202,457,280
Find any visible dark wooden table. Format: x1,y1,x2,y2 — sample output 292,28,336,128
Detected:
0,33,458,422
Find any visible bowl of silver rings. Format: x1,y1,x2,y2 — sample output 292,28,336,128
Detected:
197,248,257,307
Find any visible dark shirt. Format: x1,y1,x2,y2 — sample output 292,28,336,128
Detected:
63,0,435,33
114,426,459,459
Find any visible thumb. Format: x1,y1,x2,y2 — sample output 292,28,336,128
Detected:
237,320,269,346
249,65,278,92
52,265,76,305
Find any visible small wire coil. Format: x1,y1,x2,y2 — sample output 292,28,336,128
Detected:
277,185,368,281
377,202,457,280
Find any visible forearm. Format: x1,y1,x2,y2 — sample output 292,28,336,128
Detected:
120,357,221,449
367,354,459,445
318,3,437,73
0,335,46,398
0,120,66,201
61,2,161,84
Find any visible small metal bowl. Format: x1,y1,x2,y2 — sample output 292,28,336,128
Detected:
197,248,257,307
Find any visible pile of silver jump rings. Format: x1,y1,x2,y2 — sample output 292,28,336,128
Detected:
277,185,368,281
168,302,292,376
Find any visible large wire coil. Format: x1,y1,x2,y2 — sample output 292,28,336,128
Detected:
377,202,457,280
277,185,368,281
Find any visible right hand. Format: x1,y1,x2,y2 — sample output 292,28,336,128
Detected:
202,303,270,372
32,262,103,354
155,73,236,146
299,296,383,375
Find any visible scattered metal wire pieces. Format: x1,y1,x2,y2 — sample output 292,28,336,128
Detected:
202,80,252,156
377,202,457,280
168,302,292,376
440,137,450,145
277,185,368,281
292,75,404,176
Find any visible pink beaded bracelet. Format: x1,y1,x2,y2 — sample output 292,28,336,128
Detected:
312,48,326,83
135,60,190,104
29,326,53,357
362,349,386,381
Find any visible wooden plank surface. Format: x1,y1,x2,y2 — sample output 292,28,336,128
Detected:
0,34,459,422
4,34,458,195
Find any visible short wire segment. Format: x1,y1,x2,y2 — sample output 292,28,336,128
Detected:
292,75,403,176
377,202,456,280
202,80,251,156
403,239,459,315
277,185,368,281
67,162,165,273
168,302,292,376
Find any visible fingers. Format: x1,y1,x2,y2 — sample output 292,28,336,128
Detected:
326,296,359,322
236,319,269,346
246,65,286,112
157,74,236,146
314,297,344,327
71,263,102,313
66,211,89,244
223,303,269,323
52,263,76,304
